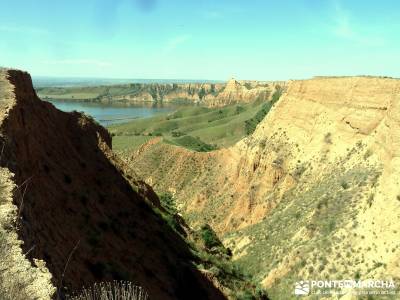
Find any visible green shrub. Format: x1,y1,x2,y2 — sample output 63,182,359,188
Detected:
168,135,217,152
171,130,185,137
340,181,349,189
159,192,177,215
153,207,180,233
200,224,223,249
235,105,246,114
364,149,373,159
367,193,375,207
236,290,255,300
244,89,282,135
235,288,269,300
324,132,332,144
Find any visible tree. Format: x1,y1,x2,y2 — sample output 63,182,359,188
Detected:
200,224,223,249
159,192,177,214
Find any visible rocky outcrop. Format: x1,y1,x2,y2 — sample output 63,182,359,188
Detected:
127,76,400,296
0,69,226,300
204,79,281,107
37,79,287,107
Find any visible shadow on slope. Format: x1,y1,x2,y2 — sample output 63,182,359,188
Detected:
0,70,225,300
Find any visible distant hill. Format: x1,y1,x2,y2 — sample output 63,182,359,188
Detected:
36,78,287,107
33,76,223,88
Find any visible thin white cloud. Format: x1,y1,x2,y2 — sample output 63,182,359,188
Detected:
164,34,191,52
332,6,353,38
203,11,222,19
43,59,113,67
331,0,384,46
0,25,49,35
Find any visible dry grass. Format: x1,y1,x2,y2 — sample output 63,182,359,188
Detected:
67,281,149,300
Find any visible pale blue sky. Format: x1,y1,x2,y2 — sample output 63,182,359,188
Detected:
0,0,399,80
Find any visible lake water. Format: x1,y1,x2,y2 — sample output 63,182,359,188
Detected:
48,101,182,126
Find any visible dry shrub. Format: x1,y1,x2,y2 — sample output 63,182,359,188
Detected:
67,281,149,300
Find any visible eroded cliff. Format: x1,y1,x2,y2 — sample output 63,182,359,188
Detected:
37,78,287,107
127,76,400,298
0,69,226,300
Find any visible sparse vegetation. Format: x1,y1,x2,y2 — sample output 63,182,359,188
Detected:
324,132,332,144
367,193,375,207
67,281,149,300
223,163,380,299
153,207,181,233
364,149,373,159
154,193,267,299
166,135,218,152
0,172,54,299
159,192,177,214
340,180,349,189
200,224,224,250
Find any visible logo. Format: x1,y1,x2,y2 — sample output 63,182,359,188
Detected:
295,281,310,295
294,279,396,296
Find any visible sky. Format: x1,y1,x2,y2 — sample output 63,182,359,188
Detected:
0,0,399,80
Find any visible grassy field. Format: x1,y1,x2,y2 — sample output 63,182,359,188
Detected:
109,99,271,152
111,135,154,151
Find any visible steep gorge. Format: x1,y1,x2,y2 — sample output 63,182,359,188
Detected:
126,76,400,298
0,69,226,300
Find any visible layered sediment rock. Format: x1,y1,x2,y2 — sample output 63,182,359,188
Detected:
128,76,400,295
37,78,287,107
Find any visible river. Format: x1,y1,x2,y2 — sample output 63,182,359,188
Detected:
47,100,184,126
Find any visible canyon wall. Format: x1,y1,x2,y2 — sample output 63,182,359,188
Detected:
127,76,400,297
37,78,287,107
0,69,225,300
